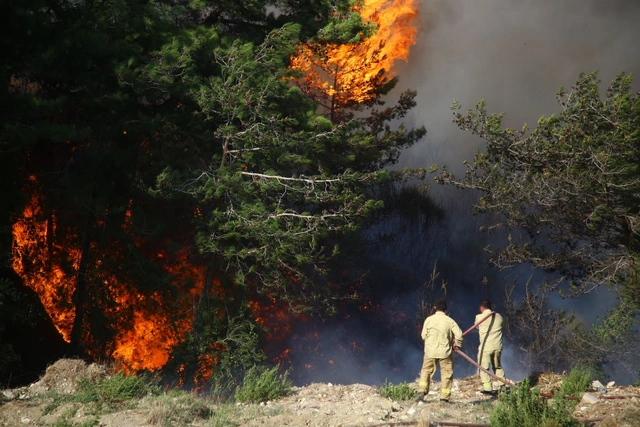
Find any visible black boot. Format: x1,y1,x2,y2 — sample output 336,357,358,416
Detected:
415,392,425,402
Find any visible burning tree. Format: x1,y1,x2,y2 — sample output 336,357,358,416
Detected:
3,0,425,387
291,0,419,123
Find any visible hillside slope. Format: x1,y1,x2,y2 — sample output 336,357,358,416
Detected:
0,359,638,426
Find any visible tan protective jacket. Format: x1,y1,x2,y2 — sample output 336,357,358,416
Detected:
475,310,503,353
421,311,463,359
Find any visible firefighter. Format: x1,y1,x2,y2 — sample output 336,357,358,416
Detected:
476,299,505,394
417,298,463,403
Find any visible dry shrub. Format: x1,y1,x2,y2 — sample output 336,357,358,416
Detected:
146,390,212,426
37,359,107,394
597,407,640,427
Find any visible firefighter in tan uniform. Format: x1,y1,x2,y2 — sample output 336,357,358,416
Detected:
475,299,505,393
417,299,463,402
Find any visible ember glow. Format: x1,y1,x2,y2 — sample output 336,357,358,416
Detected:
291,0,419,120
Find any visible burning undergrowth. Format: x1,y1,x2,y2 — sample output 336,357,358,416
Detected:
10,177,206,373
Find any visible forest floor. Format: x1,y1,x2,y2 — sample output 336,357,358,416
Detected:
0,359,639,426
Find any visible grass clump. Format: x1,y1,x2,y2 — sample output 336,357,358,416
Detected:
489,379,580,427
209,404,241,427
73,371,160,410
233,365,292,403
50,406,98,427
146,389,212,426
43,393,67,415
379,380,418,401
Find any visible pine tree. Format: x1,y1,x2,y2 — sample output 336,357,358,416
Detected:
3,0,426,378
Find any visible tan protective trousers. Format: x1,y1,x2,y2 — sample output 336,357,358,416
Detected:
418,354,453,399
478,349,505,391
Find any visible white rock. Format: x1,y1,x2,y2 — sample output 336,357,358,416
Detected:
581,393,599,404
606,381,615,388
407,408,416,415
2,390,14,399
21,417,31,424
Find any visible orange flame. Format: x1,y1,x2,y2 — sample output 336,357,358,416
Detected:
11,180,299,381
110,289,193,372
11,180,205,372
291,0,419,119
11,179,79,341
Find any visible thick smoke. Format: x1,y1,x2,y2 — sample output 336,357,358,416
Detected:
399,0,640,173
391,0,640,383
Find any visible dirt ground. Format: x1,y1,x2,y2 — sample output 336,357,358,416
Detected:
0,359,639,426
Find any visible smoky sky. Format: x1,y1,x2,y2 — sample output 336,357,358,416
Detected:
396,0,640,173
393,0,640,319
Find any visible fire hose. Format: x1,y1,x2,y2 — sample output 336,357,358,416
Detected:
454,312,636,400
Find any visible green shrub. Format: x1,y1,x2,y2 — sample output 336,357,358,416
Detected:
233,366,292,403
167,311,267,402
379,380,418,401
560,366,594,399
489,379,580,427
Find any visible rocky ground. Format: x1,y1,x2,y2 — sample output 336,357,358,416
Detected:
0,359,639,426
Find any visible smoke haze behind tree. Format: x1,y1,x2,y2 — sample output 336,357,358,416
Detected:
402,0,640,317
391,0,640,382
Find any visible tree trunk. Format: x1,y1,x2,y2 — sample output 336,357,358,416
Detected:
67,216,93,356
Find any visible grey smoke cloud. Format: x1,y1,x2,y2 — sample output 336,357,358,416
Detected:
391,0,640,312
395,0,640,174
